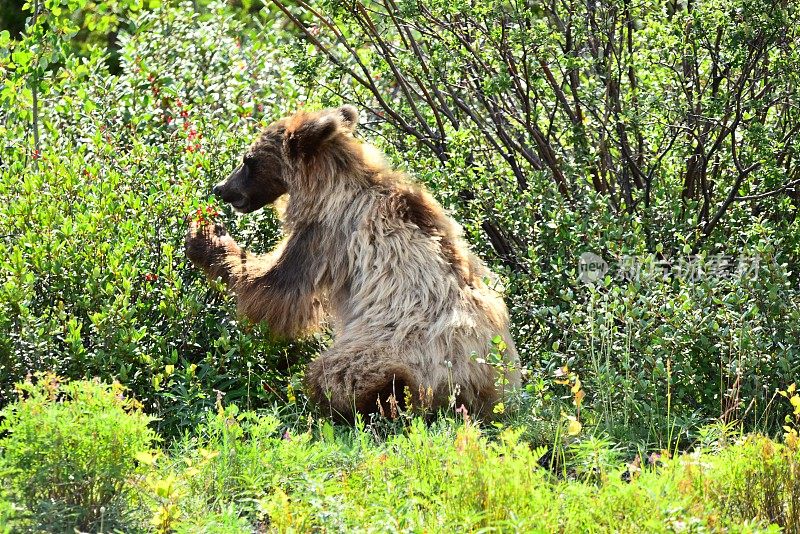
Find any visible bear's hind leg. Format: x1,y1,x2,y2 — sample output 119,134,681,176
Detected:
306,348,417,421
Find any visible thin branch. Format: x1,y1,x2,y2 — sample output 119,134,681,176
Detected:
31,0,41,163
270,0,439,154
734,179,800,201
702,129,762,237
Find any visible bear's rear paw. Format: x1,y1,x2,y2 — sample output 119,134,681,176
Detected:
307,357,422,421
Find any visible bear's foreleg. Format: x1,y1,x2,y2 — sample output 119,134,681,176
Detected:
186,219,325,338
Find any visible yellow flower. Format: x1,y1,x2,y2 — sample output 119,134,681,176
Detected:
790,394,800,415
566,417,582,436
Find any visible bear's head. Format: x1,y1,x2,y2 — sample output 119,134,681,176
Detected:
212,105,360,213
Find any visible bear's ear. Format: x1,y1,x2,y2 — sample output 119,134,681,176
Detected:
285,113,340,160
285,106,360,160
337,105,359,132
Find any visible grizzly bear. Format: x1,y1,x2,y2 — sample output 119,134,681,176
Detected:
186,105,520,420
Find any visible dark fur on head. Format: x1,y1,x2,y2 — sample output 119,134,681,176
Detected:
212,105,359,213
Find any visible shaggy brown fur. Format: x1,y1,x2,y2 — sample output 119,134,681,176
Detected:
186,105,520,420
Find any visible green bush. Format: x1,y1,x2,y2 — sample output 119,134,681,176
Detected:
0,374,157,532
1,0,798,447
0,2,321,438
279,0,800,442
686,435,800,532
134,408,796,532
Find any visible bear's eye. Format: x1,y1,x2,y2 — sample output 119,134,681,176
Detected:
244,154,257,167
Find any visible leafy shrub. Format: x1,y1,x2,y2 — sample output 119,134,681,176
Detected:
0,2,321,437
0,373,157,532
138,404,320,532
0,494,18,534
278,0,800,441
679,434,800,533
1,0,799,448
132,408,796,532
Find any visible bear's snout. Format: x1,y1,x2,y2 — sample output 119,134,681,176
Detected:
213,163,249,203
212,182,245,208
212,169,250,211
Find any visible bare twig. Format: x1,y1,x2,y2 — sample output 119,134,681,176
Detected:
31,0,41,164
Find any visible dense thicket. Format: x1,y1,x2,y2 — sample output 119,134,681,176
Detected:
279,0,800,440
0,0,798,444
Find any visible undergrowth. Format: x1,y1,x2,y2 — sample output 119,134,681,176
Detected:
2,377,799,532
